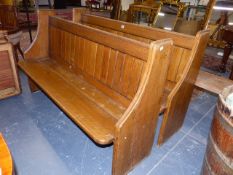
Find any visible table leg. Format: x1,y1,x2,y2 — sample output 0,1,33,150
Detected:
230,65,233,80
220,43,233,72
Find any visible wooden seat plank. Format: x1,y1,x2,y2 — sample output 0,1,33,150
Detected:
19,58,118,145
195,70,233,95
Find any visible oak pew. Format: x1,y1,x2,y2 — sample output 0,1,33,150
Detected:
72,8,210,145
18,10,173,175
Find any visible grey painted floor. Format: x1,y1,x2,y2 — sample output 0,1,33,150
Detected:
0,72,217,175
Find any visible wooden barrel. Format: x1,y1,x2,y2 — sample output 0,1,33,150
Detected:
201,86,233,175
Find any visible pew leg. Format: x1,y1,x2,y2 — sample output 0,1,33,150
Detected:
16,43,24,59
28,78,40,92
112,120,157,175
13,45,19,62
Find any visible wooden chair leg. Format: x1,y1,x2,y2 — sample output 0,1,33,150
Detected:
16,43,24,59
13,45,19,62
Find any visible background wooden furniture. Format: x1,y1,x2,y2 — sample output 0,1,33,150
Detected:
19,10,173,175
201,86,233,175
0,133,13,175
73,8,210,145
103,0,113,10
0,4,24,61
219,26,233,78
127,0,161,26
0,42,20,100
153,0,186,30
196,71,233,95
174,0,216,35
85,0,101,9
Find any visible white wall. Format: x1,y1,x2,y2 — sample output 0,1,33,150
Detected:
37,0,54,5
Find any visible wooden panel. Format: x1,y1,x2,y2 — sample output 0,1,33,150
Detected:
49,16,149,61
49,27,146,102
100,47,111,83
80,14,195,49
158,30,210,145
166,46,184,82
83,39,97,76
106,49,117,87
64,31,72,65
113,39,173,175
0,43,20,100
126,58,144,99
24,10,56,60
94,44,104,80
112,52,125,93
176,49,191,82
0,51,15,90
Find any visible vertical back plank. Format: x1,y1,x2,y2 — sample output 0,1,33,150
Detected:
126,59,144,99
100,47,111,83
120,55,135,96
166,46,184,82
84,40,98,76
94,44,104,80
112,52,125,92
106,49,117,87
77,37,85,70
176,49,191,81
70,34,76,69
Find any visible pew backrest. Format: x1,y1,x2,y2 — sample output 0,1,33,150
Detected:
49,16,155,107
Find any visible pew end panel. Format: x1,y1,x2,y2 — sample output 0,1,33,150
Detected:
23,10,56,92
113,39,173,175
158,30,210,145
24,10,55,60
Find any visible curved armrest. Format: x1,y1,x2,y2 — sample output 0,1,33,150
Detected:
24,9,55,60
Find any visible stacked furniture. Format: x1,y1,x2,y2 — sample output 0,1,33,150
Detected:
127,0,162,26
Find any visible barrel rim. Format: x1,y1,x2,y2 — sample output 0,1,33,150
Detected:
218,86,233,126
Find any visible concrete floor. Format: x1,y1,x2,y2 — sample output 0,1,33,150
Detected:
0,70,217,175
